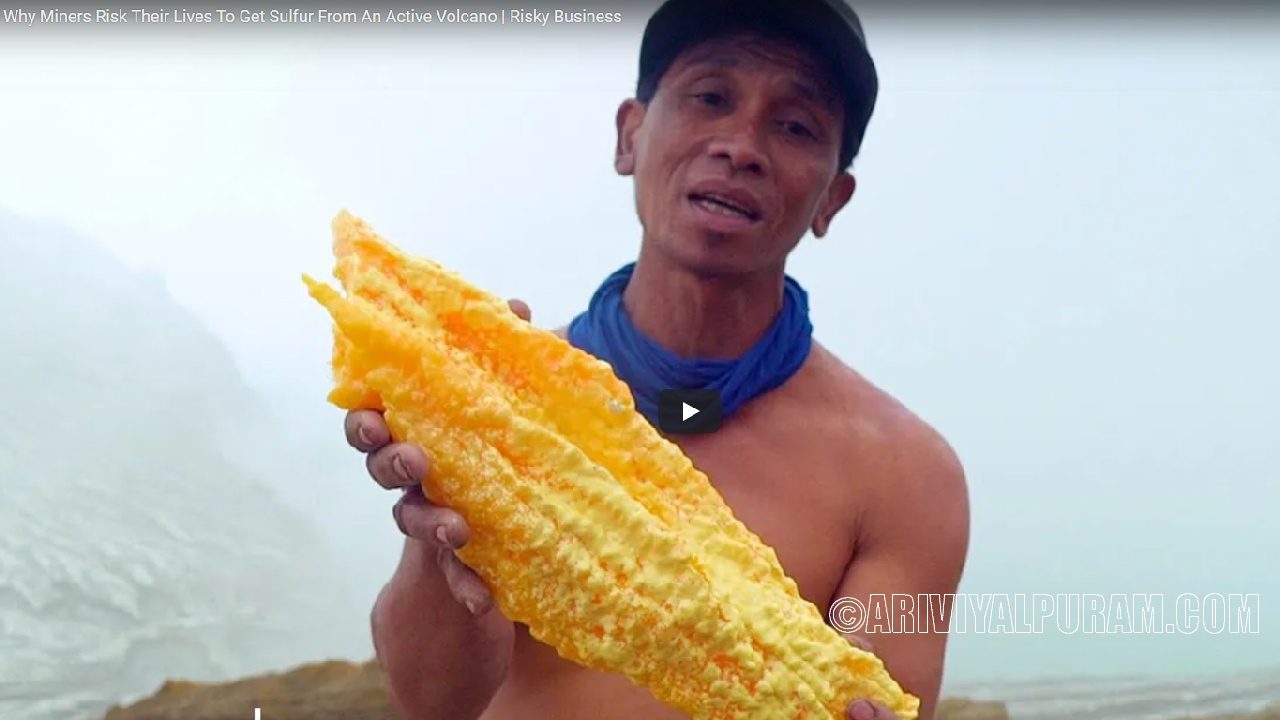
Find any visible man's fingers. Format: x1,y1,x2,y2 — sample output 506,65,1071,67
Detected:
437,548,495,616
391,497,490,613
367,442,431,490
357,299,522,617
841,633,899,719
846,699,898,720
507,298,532,323
842,632,875,654
345,409,390,452
392,491,468,545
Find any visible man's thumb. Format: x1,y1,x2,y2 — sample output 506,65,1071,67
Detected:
507,298,532,323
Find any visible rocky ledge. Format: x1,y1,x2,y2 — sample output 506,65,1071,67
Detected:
101,659,1279,720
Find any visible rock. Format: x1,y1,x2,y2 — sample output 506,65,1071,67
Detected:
102,659,395,720
99,660,1280,720
935,698,1010,720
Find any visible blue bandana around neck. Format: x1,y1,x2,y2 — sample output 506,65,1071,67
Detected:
567,262,813,427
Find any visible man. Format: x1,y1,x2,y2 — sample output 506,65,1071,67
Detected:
344,1,970,718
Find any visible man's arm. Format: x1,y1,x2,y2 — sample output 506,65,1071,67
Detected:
832,420,970,720
372,536,515,720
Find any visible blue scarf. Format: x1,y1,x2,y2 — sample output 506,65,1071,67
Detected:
567,262,813,426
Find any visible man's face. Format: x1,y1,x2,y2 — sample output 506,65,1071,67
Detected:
616,33,856,276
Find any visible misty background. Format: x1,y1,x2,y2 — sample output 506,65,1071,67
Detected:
1,3,1277,718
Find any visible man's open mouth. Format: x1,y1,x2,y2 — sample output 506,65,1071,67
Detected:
688,192,761,222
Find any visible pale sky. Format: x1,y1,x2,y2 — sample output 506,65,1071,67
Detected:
2,4,1278,686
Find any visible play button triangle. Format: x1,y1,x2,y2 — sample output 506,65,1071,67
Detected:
681,402,699,421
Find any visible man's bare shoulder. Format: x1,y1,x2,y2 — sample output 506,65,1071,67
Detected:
805,342,968,512
801,343,937,444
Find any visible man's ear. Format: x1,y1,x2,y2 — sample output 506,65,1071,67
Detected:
615,98,645,176
811,172,856,238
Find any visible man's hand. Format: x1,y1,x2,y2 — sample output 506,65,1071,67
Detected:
356,299,532,720
348,298,532,616
842,634,902,720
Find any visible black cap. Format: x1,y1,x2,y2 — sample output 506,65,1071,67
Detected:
637,0,878,171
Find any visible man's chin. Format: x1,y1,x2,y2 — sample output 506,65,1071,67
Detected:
660,241,758,278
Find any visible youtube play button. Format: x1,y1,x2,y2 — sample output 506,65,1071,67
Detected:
658,389,723,435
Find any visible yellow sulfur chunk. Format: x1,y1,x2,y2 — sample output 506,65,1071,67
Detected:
302,210,920,720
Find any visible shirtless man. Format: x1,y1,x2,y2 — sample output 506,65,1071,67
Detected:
345,1,970,718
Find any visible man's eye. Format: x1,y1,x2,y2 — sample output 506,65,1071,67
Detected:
781,120,816,139
693,92,726,107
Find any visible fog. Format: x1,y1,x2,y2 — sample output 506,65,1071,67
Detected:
1,4,1277,718
0,210,366,719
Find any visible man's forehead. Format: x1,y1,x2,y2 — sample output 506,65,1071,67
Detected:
672,35,841,107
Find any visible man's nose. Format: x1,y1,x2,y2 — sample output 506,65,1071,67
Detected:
707,115,769,176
